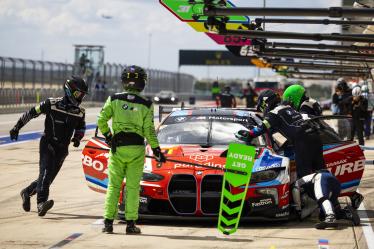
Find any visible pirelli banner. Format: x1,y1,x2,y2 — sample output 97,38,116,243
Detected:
179,50,255,66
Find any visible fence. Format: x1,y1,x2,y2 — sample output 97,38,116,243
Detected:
0,56,196,110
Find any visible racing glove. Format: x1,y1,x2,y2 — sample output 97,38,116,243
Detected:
71,137,80,147
235,130,250,141
152,147,166,163
103,131,112,147
10,127,20,141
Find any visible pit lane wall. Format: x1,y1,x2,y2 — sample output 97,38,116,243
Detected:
0,56,196,113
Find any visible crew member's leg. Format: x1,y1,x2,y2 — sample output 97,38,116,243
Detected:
123,146,145,234
103,150,126,233
314,172,341,229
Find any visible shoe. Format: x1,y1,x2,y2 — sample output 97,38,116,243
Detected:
126,220,141,235
344,205,361,226
315,214,338,229
37,200,54,216
20,188,30,212
350,192,364,210
102,219,113,234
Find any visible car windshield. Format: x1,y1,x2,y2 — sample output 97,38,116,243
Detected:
157,115,265,146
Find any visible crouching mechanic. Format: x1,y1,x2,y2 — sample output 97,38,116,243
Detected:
10,76,87,216
98,65,166,235
283,84,364,210
292,170,360,229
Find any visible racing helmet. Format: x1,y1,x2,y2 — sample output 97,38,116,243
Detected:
282,84,306,110
256,89,280,113
361,84,369,93
121,65,148,92
336,78,349,92
224,85,231,93
64,76,88,106
352,86,362,97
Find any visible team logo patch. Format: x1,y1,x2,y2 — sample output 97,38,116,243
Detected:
190,154,214,163
174,116,187,122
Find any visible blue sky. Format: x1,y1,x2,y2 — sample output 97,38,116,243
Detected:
0,0,341,80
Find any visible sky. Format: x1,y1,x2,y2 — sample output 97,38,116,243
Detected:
0,0,342,80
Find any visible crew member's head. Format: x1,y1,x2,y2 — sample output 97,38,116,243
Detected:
282,84,306,110
64,76,88,106
256,89,281,114
224,85,231,93
352,86,362,101
121,65,148,92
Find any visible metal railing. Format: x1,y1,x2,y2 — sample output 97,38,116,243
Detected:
0,56,196,111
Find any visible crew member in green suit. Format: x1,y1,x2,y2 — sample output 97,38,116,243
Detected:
98,65,166,234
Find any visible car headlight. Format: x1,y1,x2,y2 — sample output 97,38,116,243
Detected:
154,96,160,101
250,170,279,183
171,97,175,101
142,172,164,182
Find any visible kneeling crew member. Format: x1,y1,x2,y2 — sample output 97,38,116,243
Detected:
98,65,166,235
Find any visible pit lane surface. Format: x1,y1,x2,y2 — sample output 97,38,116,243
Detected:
0,107,374,249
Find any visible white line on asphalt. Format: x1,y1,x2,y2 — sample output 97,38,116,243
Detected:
358,202,374,249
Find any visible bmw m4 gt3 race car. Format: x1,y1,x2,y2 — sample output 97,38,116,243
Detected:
82,108,365,220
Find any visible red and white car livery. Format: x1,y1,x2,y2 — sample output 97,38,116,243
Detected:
82,108,365,220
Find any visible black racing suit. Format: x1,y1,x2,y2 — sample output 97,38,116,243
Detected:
217,93,236,108
300,97,322,116
14,97,86,204
248,104,325,178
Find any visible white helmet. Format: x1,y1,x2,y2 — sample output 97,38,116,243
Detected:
352,86,362,97
361,85,369,93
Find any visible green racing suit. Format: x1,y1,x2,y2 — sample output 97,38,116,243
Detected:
97,90,159,221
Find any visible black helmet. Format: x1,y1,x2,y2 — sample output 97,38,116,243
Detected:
256,89,280,113
64,76,88,106
121,65,147,92
336,78,349,92
224,85,231,93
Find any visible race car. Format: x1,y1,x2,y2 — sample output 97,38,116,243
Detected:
153,91,178,104
81,108,365,220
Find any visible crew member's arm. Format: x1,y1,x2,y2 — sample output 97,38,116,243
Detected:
143,104,165,162
232,95,237,108
235,113,278,141
71,110,86,147
9,99,50,141
97,96,113,144
216,95,220,107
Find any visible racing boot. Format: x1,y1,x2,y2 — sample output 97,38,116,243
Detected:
37,200,54,217
343,205,361,226
350,192,364,210
102,219,113,234
20,188,30,212
126,220,141,235
315,214,338,229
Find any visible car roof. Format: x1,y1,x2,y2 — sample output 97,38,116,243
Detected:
169,108,257,117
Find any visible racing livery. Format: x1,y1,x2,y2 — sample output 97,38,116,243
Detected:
82,108,365,220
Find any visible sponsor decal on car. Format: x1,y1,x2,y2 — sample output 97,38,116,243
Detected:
139,197,148,204
82,155,108,174
251,198,273,207
275,211,289,217
174,161,224,169
190,154,214,163
327,159,365,176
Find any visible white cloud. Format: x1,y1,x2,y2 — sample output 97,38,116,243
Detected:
0,0,347,79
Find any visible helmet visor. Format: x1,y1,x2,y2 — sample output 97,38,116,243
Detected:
73,90,86,102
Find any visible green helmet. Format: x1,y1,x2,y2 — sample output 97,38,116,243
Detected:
282,84,305,110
